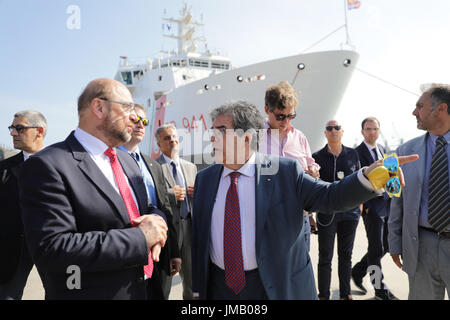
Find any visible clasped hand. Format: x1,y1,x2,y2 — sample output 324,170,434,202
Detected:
132,214,168,262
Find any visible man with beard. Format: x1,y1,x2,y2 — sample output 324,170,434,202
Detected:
389,83,450,300
18,78,168,299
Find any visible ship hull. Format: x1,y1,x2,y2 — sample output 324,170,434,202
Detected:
131,50,359,161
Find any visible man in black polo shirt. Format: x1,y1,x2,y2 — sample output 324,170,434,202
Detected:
312,120,361,300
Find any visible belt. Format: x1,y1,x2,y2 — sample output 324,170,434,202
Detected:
419,226,450,239
210,262,259,276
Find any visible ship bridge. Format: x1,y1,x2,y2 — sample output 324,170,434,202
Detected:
114,3,232,99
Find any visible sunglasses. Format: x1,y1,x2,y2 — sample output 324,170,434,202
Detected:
8,125,39,134
383,154,401,197
367,153,401,197
134,116,149,126
326,125,342,131
271,111,296,121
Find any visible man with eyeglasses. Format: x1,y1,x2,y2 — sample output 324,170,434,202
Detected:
0,110,47,299
191,101,418,300
260,81,320,251
312,120,361,300
119,104,181,300
18,78,168,299
351,117,398,300
389,83,450,300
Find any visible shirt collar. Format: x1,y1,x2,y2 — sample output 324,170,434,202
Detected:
264,119,294,134
74,127,110,156
429,131,450,145
222,152,256,179
363,140,377,151
118,145,140,155
23,151,32,161
163,153,179,166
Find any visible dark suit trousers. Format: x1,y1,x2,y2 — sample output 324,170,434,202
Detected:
207,263,268,300
352,211,389,289
0,245,33,300
317,213,359,299
157,216,193,300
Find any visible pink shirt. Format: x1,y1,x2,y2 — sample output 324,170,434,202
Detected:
260,120,320,171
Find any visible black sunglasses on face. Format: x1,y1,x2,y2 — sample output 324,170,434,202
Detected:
272,111,296,121
326,125,342,131
8,125,39,134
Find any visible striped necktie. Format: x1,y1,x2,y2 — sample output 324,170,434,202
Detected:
428,136,450,233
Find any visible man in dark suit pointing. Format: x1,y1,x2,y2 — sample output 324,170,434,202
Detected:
19,78,168,299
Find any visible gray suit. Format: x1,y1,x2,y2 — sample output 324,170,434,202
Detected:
156,154,197,299
388,133,450,299
388,134,427,276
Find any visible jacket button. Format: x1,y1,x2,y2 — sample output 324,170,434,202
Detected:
137,276,144,283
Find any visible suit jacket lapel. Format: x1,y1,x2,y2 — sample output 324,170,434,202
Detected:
361,143,375,164
180,159,194,186
67,133,132,225
407,134,427,196
158,155,177,187
9,152,24,179
203,164,223,232
254,153,274,257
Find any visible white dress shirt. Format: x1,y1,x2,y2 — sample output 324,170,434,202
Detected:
74,127,138,205
210,152,258,271
162,154,188,189
208,152,375,272
364,141,383,161
23,151,32,161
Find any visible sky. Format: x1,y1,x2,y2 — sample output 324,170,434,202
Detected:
1,0,450,152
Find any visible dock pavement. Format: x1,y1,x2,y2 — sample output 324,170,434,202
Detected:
23,219,421,300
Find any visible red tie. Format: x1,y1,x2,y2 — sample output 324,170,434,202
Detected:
224,171,245,294
104,148,153,278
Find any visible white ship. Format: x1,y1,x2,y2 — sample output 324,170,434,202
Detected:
114,4,359,163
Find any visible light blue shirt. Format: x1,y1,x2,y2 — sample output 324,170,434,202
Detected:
418,131,450,230
118,146,158,207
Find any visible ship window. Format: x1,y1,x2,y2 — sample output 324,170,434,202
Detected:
158,75,162,81
133,70,144,79
121,72,132,85
189,59,209,68
211,62,229,70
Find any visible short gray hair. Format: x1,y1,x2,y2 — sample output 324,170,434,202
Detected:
421,83,450,114
210,100,264,150
155,123,177,142
14,110,48,137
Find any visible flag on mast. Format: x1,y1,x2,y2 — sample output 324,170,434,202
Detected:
347,0,361,10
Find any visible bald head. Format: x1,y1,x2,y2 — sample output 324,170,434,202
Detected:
77,78,129,115
76,78,136,147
